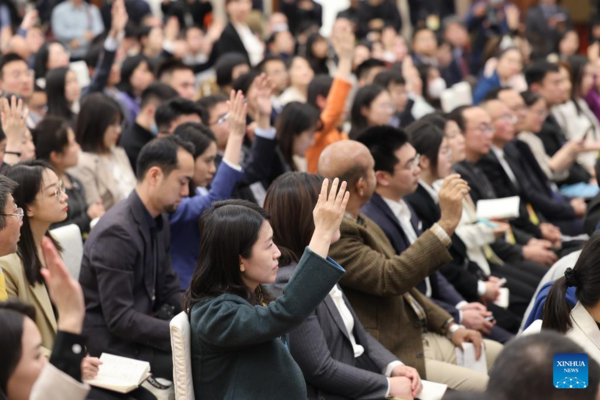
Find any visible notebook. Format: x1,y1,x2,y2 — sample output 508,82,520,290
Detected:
476,196,520,220
85,353,151,393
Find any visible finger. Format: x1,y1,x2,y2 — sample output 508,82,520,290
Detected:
340,190,350,213
21,106,28,122
10,95,16,114
41,237,67,279
334,181,347,208
328,178,339,203
473,337,482,360
319,178,329,204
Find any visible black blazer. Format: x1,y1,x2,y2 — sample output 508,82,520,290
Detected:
215,22,250,64
361,192,464,320
406,184,485,301
269,264,396,400
79,191,183,363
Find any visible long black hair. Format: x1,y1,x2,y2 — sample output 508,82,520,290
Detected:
45,68,73,121
0,301,36,400
407,119,445,174
117,55,151,98
350,84,387,139
304,32,330,75
542,233,600,333
31,116,71,162
275,102,321,171
5,160,63,286
183,199,274,311
76,93,123,153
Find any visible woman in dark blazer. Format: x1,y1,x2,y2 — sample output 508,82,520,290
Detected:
215,0,264,66
264,172,422,400
183,178,349,399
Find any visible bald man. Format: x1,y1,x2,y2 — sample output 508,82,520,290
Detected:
318,139,503,392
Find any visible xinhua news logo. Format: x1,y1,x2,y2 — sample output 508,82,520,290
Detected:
554,353,589,389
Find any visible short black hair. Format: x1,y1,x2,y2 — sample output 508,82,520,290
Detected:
373,69,406,89
520,89,543,107
232,71,261,95
487,332,600,400
483,87,505,101
525,61,561,87
0,53,26,79
0,175,18,229
31,116,71,162
307,74,333,108
407,120,445,173
197,94,229,124
140,83,178,109
157,59,194,81
215,53,249,88
84,43,104,70
447,105,473,132
356,125,409,174
155,98,207,133
174,122,216,195
356,59,387,82
136,135,195,181
256,55,285,73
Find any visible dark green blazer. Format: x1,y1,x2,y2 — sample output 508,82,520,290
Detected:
190,247,345,399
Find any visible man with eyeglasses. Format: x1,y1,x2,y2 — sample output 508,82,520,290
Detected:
0,175,23,301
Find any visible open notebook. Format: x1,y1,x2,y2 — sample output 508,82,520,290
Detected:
85,353,151,393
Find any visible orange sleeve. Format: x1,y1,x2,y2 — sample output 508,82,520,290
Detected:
306,78,353,174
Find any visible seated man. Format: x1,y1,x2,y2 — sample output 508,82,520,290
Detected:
318,139,503,392
79,135,194,380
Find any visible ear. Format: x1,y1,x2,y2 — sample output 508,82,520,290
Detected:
26,205,33,218
49,150,62,166
374,170,390,187
239,255,246,272
361,105,370,118
146,166,163,186
356,177,366,197
316,94,326,110
420,154,431,170
530,83,541,93
146,104,156,118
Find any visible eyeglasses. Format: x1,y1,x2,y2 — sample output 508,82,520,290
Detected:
213,113,229,126
468,124,495,135
50,181,66,200
399,153,421,172
1,207,24,222
493,114,518,124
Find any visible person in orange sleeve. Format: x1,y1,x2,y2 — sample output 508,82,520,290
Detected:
305,28,355,173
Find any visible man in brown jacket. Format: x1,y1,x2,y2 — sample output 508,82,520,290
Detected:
318,139,503,392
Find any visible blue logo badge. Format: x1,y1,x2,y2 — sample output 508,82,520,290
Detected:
554,353,589,389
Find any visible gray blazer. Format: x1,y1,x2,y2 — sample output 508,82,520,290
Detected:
269,263,398,400
189,248,344,400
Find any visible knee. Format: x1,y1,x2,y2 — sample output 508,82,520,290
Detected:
484,339,504,366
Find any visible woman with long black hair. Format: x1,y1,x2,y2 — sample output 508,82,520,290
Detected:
45,68,81,125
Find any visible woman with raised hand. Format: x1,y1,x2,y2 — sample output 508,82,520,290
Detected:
183,178,349,400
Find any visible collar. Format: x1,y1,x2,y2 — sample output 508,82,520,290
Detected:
344,212,366,226
133,190,162,231
380,196,411,222
419,180,439,204
491,145,504,158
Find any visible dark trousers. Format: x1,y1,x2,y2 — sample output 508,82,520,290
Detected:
490,261,543,318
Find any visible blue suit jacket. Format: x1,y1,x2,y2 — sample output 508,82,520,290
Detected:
473,72,501,104
362,193,464,321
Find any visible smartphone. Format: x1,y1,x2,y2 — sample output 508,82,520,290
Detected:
496,278,507,288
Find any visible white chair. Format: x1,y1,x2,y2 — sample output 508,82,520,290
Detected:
49,224,83,279
170,311,195,400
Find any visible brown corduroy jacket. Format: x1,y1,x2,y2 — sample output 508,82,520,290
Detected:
329,214,454,378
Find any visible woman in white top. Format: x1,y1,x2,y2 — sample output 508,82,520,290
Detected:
542,233,600,365
278,56,315,106
69,93,136,211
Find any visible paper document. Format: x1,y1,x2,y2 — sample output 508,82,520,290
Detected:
476,196,520,220
85,353,151,393
417,380,448,400
455,342,488,374
494,288,509,309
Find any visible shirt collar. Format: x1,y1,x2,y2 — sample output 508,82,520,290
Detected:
419,180,439,204
380,196,411,222
491,145,504,158
134,190,162,231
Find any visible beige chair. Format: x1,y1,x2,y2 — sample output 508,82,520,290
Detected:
170,311,195,400
49,224,83,279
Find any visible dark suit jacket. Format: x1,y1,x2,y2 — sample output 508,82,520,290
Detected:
406,184,485,301
269,264,396,400
215,23,250,63
79,191,183,363
189,248,344,400
120,122,154,172
362,193,464,321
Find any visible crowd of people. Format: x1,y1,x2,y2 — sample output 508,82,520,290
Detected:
1,0,600,398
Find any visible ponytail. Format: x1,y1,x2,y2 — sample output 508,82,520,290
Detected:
542,276,573,333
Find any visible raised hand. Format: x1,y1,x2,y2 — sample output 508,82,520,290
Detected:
20,9,38,31
1,96,28,148
222,90,247,167
110,0,128,36
336,26,355,61
40,237,86,334
437,174,470,236
252,73,275,125
309,178,350,259
165,16,180,42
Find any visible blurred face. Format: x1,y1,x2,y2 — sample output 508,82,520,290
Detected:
263,59,289,94
25,27,44,54
445,120,466,163
208,102,230,151
130,61,154,94
28,91,47,120
186,28,205,53
524,98,548,133
0,194,23,256
387,143,421,197
169,69,196,100
488,102,517,145
463,107,494,157
444,22,469,48
413,30,437,57
537,70,567,106
273,31,295,55
147,27,164,52
558,66,572,102
157,149,194,213
289,57,314,87
0,138,5,164
293,126,317,157
362,91,394,126
227,0,252,23
55,129,80,169
168,114,201,134
353,45,371,71
435,138,453,179
6,318,47,400
103,118,122,150
389,82,408,112
559,31,579,57
240,221,282,291
28,168,69,224
1,60,34,99
20,130,35,161
498,90,527,131
64,70,81,103
108,63,121,86
311,37,329,59
232,63,250,81
47,43,70,70
496,49,523,80
392,36,408,62
580,63,594,97
194,141,217,187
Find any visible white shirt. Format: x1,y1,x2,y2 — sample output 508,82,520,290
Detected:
491,146,519,190
381,197,431,297
232,23,264,66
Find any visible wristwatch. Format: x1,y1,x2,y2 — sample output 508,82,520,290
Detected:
446,323,466,340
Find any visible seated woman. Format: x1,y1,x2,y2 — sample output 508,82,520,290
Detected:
169,91,247,289
473,47,524,104
264,172,422,400
45,67,81,126
183,178,349,400
278,56,315,106
33,117,105,235
542,232,600,364
349,84,394,139
69,93,136,211
116,55,155,125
